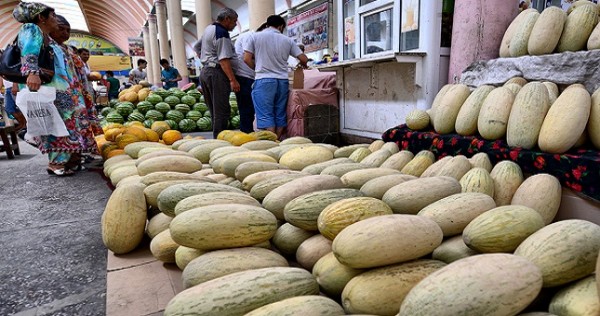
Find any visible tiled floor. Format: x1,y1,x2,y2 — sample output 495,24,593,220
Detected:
106,241,183,316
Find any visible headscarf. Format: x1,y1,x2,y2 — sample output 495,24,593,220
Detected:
13,2,53,24
56,15,69,27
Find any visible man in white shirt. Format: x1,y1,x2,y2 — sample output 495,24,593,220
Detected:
129,59,148,85
243,15,308,139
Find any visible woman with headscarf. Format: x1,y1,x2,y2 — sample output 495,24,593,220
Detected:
48,15,99,171
14,2,85,176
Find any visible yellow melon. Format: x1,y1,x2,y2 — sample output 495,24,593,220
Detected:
151,121,171,137
138,90,149,102
144,128,160,142
162,130,183,145
217,130,235,140
116,134,140,149
105,127,125,142
102,123,123,133
101,142,119,160
130,85,143,93
124,91,138,103
123,127,148,141
106,149,126,159
229,133,258,146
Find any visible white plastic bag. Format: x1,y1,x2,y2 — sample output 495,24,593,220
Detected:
15,86,68,137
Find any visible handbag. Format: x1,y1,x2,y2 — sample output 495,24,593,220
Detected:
0,35,55,84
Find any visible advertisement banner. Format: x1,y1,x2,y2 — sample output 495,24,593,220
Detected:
287,3,329,53
88,56,132,71
67,32,124,55
128,37,145,56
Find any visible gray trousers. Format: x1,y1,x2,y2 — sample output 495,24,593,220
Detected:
200,66,231,138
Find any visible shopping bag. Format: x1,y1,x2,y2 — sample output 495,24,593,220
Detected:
15,86,68,137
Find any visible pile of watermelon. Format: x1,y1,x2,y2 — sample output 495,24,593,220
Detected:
99,87,242,132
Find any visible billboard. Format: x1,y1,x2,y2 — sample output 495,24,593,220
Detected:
287,3,329,53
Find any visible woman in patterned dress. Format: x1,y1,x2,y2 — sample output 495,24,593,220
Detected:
13,3,91,176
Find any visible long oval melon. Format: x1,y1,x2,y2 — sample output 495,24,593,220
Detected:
499,9,538,57
143,180,203,208
459,167,495,197
509,10,540,57
140,171,215,186
174,191,261,216
208,146,249,164
399,254,543,316
549,275,599,316
101,183,147,254
320,163,367,177
332,215,443,269
188,141,232,163
296,234,332,271
146,213,173,239
312,252,364,298
123,141,168,158
359,174,416,199
382,176,461,214
557,4,598,52
271,223,315,256
340,168,401,189
514,219,600,287
157,182,247,216
435,155,472,181
420,156,452,178
182,247,289,289
333,144,370,158
169,204,278,250
380,150,414,170
455,85,495,136
528,6,566,55
468,152,493,172
359,150,394,167
400,150,435,177
432,235,479,264
217,152,277,176
433,84,471,134
149,229,179,263
109,165,139,186
262,175,345,220
244,295,345,316
590,87,600,149
279,145,334,170
163,267,319,316
510,173,561,225
174,246,206,271
342,259,446,316
135,150,193,166
506,82,550,149
490,160,524,206
302,157,354,175
317,197,393,240
429,84,454,126
234,161,288,181
137,155,203,176
250,174,309,201
240,140,279,150
242,169,304,191
478,87,515,140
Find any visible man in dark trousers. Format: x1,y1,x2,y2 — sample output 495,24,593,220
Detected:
197,7,240,138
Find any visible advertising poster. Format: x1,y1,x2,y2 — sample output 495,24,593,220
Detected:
402,0,419,33
67,32,123,55
287,3,329,53
344,16,355,45
128,37,145,56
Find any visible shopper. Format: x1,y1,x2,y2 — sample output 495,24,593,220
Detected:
160,59,182,89
197,7,240,138
129,59,148,85
3,78,26,131
76,48,95,94
106,71,120,100
244,15,308,140
232,22,267,133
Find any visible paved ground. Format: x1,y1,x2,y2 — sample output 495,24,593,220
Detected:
0,141,111,315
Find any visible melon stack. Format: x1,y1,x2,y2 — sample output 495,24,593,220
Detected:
405,80,598,153
98,135,600,315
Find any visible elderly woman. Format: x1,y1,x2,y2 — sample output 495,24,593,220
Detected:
14,3,88,176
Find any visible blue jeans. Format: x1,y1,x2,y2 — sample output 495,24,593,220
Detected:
235,76,255,133
251,78,289,129
4,87,19,114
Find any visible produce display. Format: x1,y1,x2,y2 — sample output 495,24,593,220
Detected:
99,134,600,315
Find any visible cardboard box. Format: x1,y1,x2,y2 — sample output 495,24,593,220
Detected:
292,68,304,89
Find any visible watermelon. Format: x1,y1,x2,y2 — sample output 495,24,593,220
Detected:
145,109,164,121
128,112,145,122
116,103,134,117
230,115,240,129
182,82,196,92
146,94,163,105
173,91,187,99
164,96,181,107
143,119,155,129
165,119,179,130
179,118,197,132
136,101,153,114
204,110,212,118
193,103,208,113
197,117,212,131
100,107,112,117
181,95,196,106
109,99,119,107
155,102,171,114
99,119,108,127
166,110,185,122
186,110,203,121
168,87,182,93
199,95,204,102
175,104,191,114
106,111,124,124
187,90,202,99
154,89,170,99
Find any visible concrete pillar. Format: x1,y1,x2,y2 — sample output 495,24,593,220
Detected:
148,14,162,87
448,0,519,82
167,0,189,86
248,0,275,30
155,0,170,60
142,26,155,86
195,0,212,39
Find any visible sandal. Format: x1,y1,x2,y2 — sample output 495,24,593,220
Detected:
70,165,86,172
46,167,75,177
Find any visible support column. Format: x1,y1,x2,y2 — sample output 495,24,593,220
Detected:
155,0,170,60
142,26,155,86
148,14,162,87
167,0,189,86
448,0,518,82
195,0,212,39
248,0,275,30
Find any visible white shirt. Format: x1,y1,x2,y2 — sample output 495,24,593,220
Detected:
244,27,303,80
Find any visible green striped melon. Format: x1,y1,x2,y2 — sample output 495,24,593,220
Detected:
174,191,261,215
166,110,185,123
312,252,364,298
178,118,197,132
175,103,191,114
186,110,203,121
154,102,171,114
271,223,315,256
317,197,393,240
157,182,246,216
144,109,163,121
106,111,124,124
127,112,145,122
244,295,344,316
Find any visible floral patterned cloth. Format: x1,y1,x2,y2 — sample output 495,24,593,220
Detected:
382,124,600,202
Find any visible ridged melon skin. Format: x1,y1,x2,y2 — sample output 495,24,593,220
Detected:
149,229,179,263
380,150,414,170
101,183,147,254
510,174,561,225
341,168,401,189
271,223,315,256
283,188,365,231
242,169,303,191
169,204,278,250
140,171,215,186
435,155,472,181
279,146,334,171
174,191,261,216
157,182,247,216
302,158,353,175
360,149,394,167
164,267,319,316
478,87,516,140
348,147,372,163
490,161,524,206
250,174,309,201
244,295,345,316
528,7,566,55
334,144,370,158
296,234,333,271
332,215,443,269
342,260,446,316
455,85,494,136
549,275,599,316
433,84,471,134
312,252,364,298
399,254,543,316
146,213,173,239
360,174,416,199
174,246,206,270
429,84,454,126
506,82,551,149
538,84,591,153
432,235,479,264
137,155,203,176
262,175,345,220
182,247,289,289
317,197,393,240
460,167,495,197
320,163,367,177
557,4,599,52
382,176,461,214
400,150,435,177
499,9,538,57
462,205,545,253
405,109,430,130
514,219,600,288
509,10,540,57
417,193,496,237
187,141,232,163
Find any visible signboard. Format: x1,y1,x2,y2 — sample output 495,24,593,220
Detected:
67,32,124,55
88,56,131,71
128,37,145,56
287,3,329,53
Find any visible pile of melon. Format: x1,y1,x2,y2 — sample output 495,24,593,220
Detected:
405,79,600,153
501,1,600,57
100,136,600,315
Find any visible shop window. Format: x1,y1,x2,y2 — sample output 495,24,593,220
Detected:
344,0,356,59
360,0,378,5
362,7,393,55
